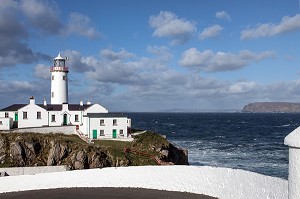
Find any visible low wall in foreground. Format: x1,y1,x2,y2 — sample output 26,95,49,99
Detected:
0,166,287,199
0,166,68,177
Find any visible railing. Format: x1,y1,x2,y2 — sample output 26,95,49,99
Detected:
50,66,69,72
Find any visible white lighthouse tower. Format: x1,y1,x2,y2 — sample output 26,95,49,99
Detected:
50,53,69,104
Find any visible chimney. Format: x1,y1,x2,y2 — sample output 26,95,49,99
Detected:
43,98,47,106
87,100,91,105
29,96,35,105
80,100,83,106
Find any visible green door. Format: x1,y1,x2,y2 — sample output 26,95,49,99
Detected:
14,112,18,121
113,129,117,138
63,114,67,125
93,130,97,139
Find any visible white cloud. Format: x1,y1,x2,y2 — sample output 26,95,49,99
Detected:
215,11,231,21
179,48,275,72
199,25,223,40
149,11,196,45
241,14,300,40
66,12,102,39
100,49,135,61
63,50,95,73
34,64,50,79
20,0,62,34
229,81,259,94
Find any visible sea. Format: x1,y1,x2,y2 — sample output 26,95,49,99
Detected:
126,112,300,180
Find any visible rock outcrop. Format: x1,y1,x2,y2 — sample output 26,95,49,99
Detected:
0,131,188,169
242,102,300,113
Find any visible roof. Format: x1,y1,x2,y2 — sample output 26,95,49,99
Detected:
54,53,64,60
85,113,128,118
0,104,26,111
1,104,92,112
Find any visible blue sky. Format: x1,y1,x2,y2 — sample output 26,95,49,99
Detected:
1,0,300,112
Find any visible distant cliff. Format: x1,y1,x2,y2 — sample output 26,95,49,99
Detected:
242,102,300,113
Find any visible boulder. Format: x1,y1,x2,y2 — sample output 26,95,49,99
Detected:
10,142,25,166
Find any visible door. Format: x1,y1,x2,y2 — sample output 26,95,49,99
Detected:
14,112,18,121
93,129,97,139
63,114,67,125
113,129,117,138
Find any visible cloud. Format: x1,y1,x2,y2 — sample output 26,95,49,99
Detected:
149,11,196,45
199,25,223,40
34,64,50,79
228,81,259,94
241,14,300,40
0,2,50,68
66,12,102,39
179,48,275,72
63,50,95,73
215,11,231,21
100,49,135,61
20,0,62,34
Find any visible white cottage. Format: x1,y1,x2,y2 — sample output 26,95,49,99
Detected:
0,53,131,140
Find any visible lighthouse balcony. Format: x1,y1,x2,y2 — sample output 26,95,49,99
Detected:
50,66,69,72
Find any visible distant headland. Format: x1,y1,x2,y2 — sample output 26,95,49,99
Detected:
242,102,300,113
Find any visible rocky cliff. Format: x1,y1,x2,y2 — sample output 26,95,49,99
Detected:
0,131,188,169
242,102,300,113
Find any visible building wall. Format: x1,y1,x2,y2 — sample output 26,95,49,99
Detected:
51,71,68,104
0,111,17,121
18,104,48,128
0,117,13,130
84,104,108,114
88,117,128,139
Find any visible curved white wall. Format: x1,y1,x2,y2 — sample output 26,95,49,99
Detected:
0,166,287,199
51,71,68,104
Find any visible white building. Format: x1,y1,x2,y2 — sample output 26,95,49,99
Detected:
0,53,131,139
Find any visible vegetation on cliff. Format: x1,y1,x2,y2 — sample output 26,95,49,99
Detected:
0,131,188,169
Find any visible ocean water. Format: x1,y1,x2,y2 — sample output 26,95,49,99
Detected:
126,112,300,179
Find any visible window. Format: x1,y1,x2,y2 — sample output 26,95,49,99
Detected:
63,76,66,80
51,115,55,122
120,129,124,136
75,115,79,122
100,119,105,126
23,112,27,119
100,130,104,136
52,75,54,80
5,112,8,118
51,92,54,98
0,121,2,125
37,111,41,119
113,119,117,126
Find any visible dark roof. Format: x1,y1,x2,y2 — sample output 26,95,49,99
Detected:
0,104,26,111
85,113,128,118
1,104,92,112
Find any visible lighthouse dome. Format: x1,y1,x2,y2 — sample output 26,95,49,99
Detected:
54,53,64,60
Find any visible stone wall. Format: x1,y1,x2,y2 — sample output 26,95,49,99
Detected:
0,165,68,177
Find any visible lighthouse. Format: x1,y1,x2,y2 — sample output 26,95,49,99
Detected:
50,53,69,104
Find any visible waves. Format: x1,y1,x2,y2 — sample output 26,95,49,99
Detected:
127,112,299,179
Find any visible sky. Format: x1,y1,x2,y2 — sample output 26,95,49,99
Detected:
0,0,300,112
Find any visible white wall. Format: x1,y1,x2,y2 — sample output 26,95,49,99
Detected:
9,125,76,134
18,104,48,128
85,104,108,114
51,71,68,104
0,117,13,130
0,166,68,176
0,166,288,199
89,117,128,139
